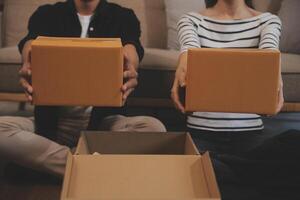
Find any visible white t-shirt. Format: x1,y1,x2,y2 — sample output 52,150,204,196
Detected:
64,14,93,121
77,13,93,38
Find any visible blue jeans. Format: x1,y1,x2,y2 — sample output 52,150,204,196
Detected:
189,128,264,155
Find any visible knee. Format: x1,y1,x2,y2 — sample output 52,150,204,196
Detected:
0,116,34,134
37,144,69,177
133,116,167,132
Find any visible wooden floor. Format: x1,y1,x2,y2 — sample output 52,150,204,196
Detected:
0,164,62,200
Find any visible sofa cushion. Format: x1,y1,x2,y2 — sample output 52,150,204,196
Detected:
141,50,300,72
109,0,147,46
140,48,179,71
3,0,167,49
281,53,300,101
164,0,206,50
0,46,22,93
253,0,282,14
281,53,300,73
3,0,60,47
110,0,167,48
283,74,300,102
278,0,300,54
144,0,167,49
0,63,22,93
0,46,21,64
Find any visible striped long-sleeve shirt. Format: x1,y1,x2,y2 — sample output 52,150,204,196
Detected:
177,12,282,132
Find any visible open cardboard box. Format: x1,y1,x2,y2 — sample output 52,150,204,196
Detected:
186,48,281,115
31,37,123,107
61,132,220,200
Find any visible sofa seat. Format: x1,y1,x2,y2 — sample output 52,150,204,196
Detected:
281,53,300,102
140,48,179,71
0,45,299,103
0,46,22,93
0,46,21,64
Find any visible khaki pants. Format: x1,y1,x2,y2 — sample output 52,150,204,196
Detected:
0,108,166,176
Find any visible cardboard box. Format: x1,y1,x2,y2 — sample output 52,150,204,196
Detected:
31,37,123,106
61,132,220,200
186,48,281,115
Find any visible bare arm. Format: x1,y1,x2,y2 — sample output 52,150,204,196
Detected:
171,52,188,113
123,44,139,70
171,14,200,113
259,16,283,114
19,40,34,102
21,40,33,63
121,44,140,103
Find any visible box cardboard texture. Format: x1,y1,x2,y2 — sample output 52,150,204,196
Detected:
186,48,281,115
61,132,221,200
31,37,123,107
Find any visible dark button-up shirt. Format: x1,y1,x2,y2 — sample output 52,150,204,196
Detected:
19,0,144,59
18,0,144,139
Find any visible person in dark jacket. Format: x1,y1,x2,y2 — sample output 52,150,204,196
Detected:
0,0,166,176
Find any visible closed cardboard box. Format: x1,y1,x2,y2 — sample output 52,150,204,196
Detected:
61,132,220,200
31,37,123,107
186,48,281,115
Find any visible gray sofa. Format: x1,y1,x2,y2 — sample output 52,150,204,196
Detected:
0,0,299,111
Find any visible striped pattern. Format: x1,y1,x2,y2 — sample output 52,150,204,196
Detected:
177,12,282,132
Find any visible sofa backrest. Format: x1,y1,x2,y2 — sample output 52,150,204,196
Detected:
1,0,282,48
109,0,167,48
1,0,167,48
253,0,282,14
2,0,60,47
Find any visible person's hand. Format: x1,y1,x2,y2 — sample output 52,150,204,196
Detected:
121,51,138,105
171,65,186,113
275,80,284,114
19,50,33,102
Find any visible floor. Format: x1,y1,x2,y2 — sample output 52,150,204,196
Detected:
0,101,299,200
0,164,62,200
0,102,61,200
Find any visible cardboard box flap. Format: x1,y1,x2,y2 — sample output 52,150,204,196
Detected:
75,136,90,155
201,153,221,198
185,133,200,155
61,152,74,200
32,36,122,48
78,132,199,155
62,155,219,200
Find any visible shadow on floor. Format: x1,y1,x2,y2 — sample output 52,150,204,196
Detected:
0,164,62,200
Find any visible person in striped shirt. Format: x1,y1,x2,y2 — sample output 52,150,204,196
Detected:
171,0,284,155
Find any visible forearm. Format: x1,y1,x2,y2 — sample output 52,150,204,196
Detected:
124,44,139,70
177,52,188,70
22,40,34,64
